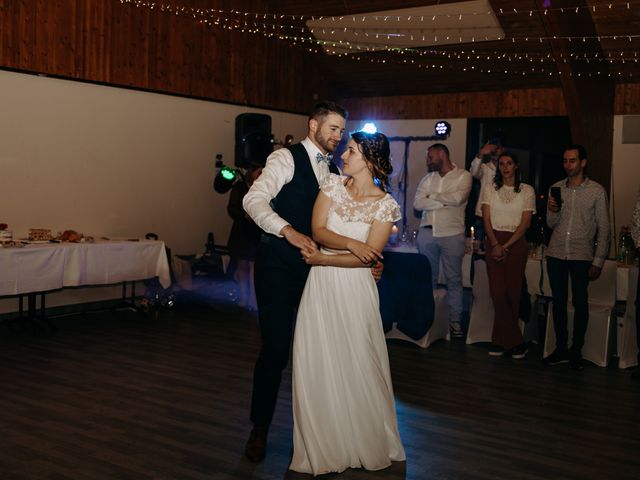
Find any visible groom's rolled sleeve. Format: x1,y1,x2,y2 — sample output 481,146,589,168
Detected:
243,148,295,237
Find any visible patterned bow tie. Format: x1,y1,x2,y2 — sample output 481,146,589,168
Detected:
316,152,332,165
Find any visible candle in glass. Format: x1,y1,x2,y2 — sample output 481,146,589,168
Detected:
390,225,399,245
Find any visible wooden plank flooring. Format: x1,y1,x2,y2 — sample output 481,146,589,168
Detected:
0,288,639,480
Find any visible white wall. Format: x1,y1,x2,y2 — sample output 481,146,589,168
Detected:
350,119,468,234
0,69,307,312
612,115,640,239
0,69,307,254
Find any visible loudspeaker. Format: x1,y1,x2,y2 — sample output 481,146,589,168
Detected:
235,113,272,168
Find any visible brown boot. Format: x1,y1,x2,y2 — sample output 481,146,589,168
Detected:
245,426,268,462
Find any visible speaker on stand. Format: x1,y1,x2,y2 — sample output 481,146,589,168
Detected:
235,113,272,168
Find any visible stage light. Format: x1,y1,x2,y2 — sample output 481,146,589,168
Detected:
214,165,239,194
361,123,377,134
434,121,451,137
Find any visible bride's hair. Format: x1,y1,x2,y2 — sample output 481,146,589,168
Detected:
351,131,393,190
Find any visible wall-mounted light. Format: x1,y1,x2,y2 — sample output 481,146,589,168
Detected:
434,121,452,137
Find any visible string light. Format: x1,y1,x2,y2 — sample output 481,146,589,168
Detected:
117,0,639,79
119,0,640,22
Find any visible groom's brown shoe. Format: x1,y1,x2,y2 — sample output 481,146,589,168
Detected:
245,426,268,462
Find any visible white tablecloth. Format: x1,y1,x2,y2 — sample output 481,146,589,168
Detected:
0,240,171,296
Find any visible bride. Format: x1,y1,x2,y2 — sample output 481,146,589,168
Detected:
290,131,406,476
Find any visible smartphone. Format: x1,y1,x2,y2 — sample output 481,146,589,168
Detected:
550,186,562,205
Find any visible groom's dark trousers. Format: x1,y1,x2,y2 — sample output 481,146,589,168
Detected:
251,236,310,427
249,143,339,428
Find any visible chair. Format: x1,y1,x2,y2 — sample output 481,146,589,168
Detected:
542,260,618,367
466,259,494,344
617,267,639,369
466,258,532,345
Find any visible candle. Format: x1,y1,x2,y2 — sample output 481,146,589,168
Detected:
390,225,398,245
470,226,475,239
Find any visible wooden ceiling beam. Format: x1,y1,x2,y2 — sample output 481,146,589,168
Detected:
534,0,614,193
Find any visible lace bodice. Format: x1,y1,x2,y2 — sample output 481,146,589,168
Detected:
320,174,401,243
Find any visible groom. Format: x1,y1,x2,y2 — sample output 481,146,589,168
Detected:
242,101,347,462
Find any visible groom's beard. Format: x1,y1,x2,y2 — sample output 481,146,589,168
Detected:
314,130,339,153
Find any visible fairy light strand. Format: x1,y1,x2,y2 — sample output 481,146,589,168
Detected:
116,0,639,79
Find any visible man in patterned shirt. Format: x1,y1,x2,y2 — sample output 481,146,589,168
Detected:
543,144,610,370
630,188,640,379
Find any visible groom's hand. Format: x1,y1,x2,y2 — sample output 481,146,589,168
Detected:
371,260,384,282
281,225,317,253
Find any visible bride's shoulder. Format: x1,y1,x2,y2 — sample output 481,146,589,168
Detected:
320,173,346,195
375,194,401,223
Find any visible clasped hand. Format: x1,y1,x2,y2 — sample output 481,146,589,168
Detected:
347,240,383,265
490,243,508,261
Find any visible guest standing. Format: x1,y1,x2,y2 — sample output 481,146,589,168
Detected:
470,137,503,240
543,144,610,370
413,143,472,338
481,152,535,358
227,162,263,310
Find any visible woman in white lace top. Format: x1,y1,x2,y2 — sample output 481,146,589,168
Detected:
480,152,536,359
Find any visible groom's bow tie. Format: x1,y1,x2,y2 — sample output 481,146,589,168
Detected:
316,152,332,165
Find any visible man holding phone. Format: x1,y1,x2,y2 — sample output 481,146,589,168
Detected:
543,144,610,370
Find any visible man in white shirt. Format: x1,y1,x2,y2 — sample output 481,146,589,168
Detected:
414,143,472,338
469,138,503,239
241,101,346,462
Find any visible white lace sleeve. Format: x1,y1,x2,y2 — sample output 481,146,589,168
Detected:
523,184,536,213
375,196,401,223
320,173,344,200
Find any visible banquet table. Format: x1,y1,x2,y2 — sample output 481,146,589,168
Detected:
379,245,472,346
378,249,434,340
0,239,171,321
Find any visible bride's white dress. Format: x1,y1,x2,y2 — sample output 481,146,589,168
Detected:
290,174,405,476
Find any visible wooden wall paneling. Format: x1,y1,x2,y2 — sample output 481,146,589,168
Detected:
536,0,614,194
340,88,567,120
0,0,326,113
1,1,638,115
615,84,640,115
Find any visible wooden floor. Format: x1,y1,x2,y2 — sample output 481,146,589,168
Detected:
1,283,639,480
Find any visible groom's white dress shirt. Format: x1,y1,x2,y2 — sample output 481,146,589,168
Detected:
243,137,331,237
